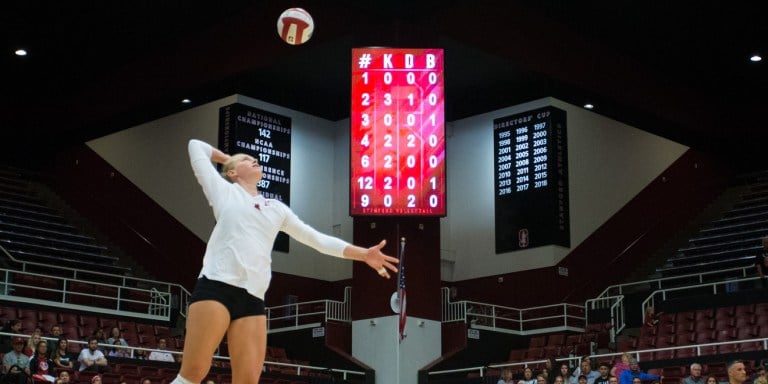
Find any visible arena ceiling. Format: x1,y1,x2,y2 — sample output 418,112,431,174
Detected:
2,1,766,167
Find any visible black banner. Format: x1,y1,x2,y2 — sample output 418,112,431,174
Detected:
493,106,569,253
219,103,292,252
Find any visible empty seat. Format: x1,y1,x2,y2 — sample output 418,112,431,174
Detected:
547,333,565,346
59,312,78,327
529,335,546,348
67,282,95,305
154,325,172,340
718,343,739,354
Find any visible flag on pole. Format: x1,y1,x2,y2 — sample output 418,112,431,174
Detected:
398,237,407,343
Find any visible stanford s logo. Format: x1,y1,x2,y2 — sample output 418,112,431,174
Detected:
518,228,529,248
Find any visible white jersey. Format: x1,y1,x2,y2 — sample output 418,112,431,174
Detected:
188,139,348,299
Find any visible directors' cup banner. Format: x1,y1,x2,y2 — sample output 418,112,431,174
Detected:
493,106,569,253
219,103,291,252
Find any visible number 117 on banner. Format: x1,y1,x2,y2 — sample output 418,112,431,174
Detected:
350,47,446,217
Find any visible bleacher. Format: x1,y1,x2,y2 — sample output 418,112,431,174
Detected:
656,177,768,277
0,166,130,276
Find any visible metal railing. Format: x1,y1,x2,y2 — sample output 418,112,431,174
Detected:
2,240,352,332
640,275,760,320
441,288,586,335
0,244,191,321
585,295,625,343
265,287,352,333
594,266,752,300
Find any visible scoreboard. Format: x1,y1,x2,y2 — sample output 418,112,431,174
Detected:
350,48,446,216
494,106,569,253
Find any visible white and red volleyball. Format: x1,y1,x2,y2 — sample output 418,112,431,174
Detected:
277,8,314,45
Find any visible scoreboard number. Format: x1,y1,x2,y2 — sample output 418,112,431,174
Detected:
350,48,446,216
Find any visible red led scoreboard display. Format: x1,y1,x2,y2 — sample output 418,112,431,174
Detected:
350,48,446,216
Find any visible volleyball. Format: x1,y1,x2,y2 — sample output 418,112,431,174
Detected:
277,8,314,45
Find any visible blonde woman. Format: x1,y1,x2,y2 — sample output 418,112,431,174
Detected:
170,140,399,384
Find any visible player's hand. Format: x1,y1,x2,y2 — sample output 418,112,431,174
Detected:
364,239,399,279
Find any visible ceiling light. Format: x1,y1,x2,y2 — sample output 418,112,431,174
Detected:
750,54,762,62
583,103,594,109
181,98,191,104
15,49,27,56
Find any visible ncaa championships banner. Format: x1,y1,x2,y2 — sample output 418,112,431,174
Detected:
219,103,292,252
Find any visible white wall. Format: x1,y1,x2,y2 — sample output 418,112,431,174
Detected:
440,97,688,281
88,95,687,283
87,94,352,281
352,316,441,384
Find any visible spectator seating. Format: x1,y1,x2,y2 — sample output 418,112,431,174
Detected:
656,179,768,277
0,304,337,384
634,303,768,360
0,166,130,276
501,323,613,366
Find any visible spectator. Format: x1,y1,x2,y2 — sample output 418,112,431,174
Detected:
545,358,557,384
521,367,536,384
134,348,147,360
756,376,768,384
142,379,152,384
55,370,71,384
78,337,108,373
106,327,127,347
573,357,596,381
538,374,547,384
594,362,612,384
559,363,572,384
46,325,63,354
107,340,130,358
578,375,588,384
51,337,74,370
2,337,31,384
684,363,705,384
611,353,630,379
643,306,662,327
91,329,108,347
554,376,565,384
204,380,215,384
0,320,23,351
498,368,514,384
754,362,767,382
29,340,56,382
619,358,660,384
609,377,619,384
147,338,175,362
728,361,747,384
91,375,103,384
574,360,600,384
24,334,42,357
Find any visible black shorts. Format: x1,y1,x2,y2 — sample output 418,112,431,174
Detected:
189,276,266,320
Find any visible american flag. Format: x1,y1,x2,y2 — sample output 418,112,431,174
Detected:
398,237,407,343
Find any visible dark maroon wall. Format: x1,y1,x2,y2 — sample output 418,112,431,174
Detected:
51,145,205,289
